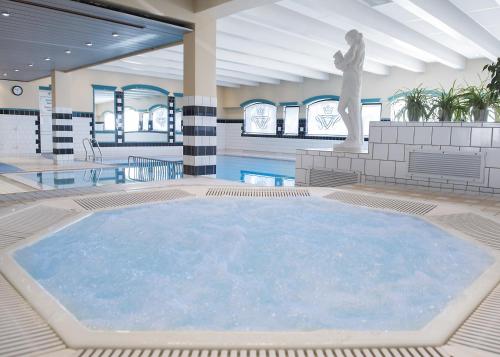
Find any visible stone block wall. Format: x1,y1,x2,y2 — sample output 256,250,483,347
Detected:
296,121,500,195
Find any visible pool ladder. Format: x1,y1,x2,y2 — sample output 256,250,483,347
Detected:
83,138,103,163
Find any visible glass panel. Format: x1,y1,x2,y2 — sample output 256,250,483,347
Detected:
123,87,169,143
361,103,381,137
175,110,183,143
284,106,299,135
93,89,116,143
244,103,277,135
306,100,346,136
488,108,496,123
103,112,115,130
391,101,406,121
152,107,169,131
124,107,140,132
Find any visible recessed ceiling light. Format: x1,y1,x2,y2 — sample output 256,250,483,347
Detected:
28,63,33,67
65,49,71,54
112,32,119,37
1,12,10,17
2,73,7,76
44,57,51,61
85,42,93,47
14,69,19,72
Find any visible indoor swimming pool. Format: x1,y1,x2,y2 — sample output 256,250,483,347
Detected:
9,155,295,189
14,197,493,332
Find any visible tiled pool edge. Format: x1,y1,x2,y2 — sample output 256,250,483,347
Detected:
0,186,499,350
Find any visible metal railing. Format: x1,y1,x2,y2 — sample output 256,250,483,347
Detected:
127,156,183,182
83,138,103,163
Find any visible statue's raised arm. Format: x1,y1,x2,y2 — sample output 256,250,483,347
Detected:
334,29,365,151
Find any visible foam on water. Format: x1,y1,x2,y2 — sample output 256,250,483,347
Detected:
15,197,493,331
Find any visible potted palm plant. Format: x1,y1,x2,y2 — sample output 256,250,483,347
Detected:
460,84,498,122
393,85,432,122
484,58,500,101
430,82,467,122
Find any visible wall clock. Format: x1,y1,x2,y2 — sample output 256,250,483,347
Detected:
11,85,23,96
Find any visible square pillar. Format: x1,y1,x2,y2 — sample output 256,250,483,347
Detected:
183,19,217,176
115,90,124,144
51,71,74,164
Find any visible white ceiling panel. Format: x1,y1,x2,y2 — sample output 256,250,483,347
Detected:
91,0,498,89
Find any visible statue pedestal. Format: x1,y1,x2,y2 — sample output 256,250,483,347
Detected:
334,141,364,153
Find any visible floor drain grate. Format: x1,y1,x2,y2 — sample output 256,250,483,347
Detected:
0,274,66,357
206,187,310,198
75,347,451,357
74,189,192,211
450,282,500,355
0,205,76,249
324,191,436,215
433,213,500,250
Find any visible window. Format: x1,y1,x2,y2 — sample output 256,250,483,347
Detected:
124,107,140,132
151,107,169,131
488,108,497,123
103,111,115,131
175,110,183,142
283,106,299,135
306,100,346,136
244,103,277,135
390,101,406,121
141,112,149,131
361,103,382,137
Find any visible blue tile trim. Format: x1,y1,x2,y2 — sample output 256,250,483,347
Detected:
121,84,169,95
240,99,276,108
92,84,117,91
303,95,340,105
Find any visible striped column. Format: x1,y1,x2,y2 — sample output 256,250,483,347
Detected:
168,95,175,143
115,91,124,144
182,96,217,176
52,107,74,163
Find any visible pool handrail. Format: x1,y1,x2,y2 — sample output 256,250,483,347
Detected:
127,156,183,182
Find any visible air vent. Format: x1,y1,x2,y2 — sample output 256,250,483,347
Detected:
309,169,359,187
408,150,484,183
325,191,436,215
74,189,192,210
206,187,310,198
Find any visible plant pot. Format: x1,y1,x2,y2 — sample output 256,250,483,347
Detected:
408,108,421,122
439,109,452,122
472,107,488,122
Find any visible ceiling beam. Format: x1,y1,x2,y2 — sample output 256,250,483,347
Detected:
93,63,259,87
235,5,425,72
193,0,280,18
119,56,282,84
219,16,391,75
217,33,343,76
146,46,305,82
217,49,330,80
278,0,466,69
392,0,500,61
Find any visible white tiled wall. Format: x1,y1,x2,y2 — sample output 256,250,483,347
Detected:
296,121,500,195
99,146,182,160
0,114,37,156
73,115,92,159
217,122,339,154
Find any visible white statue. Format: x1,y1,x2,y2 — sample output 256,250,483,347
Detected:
334,29,365,151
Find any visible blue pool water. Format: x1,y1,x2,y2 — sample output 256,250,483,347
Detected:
15,198,493,332
14,155,295,189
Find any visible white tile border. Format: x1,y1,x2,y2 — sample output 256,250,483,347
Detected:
0,186,499,349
